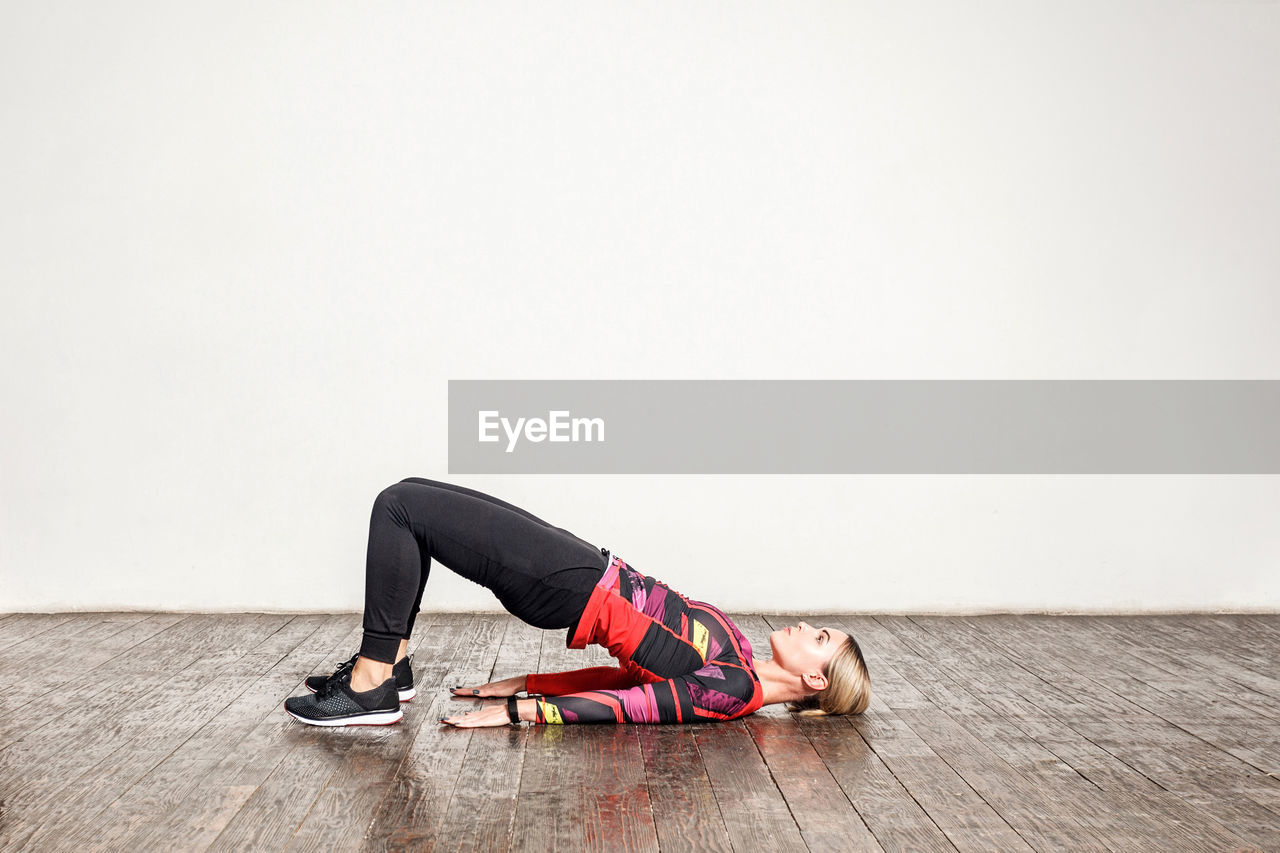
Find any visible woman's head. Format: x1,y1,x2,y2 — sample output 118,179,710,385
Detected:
770,621,871,716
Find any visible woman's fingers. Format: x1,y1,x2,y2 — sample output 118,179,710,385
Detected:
439,705,510,728
449,684,507,697
450,683,502,696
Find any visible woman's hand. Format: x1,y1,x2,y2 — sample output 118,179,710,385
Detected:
439,702,514,728
449,675,527,697
439,698,533,727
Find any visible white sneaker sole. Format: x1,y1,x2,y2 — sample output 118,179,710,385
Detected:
284,706,404,727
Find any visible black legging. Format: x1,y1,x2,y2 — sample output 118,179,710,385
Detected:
359,477,609,663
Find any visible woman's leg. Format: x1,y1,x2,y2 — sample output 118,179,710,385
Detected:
357,479,606,671
392,477,600,638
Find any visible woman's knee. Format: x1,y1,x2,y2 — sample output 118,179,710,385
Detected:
375,482,420,516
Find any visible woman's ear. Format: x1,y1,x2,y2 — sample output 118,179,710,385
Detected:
801,671,829,692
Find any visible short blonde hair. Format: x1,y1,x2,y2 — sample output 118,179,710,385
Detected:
786,635,871,716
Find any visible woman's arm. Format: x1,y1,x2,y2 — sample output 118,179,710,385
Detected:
452,659,663,699
442,662,760,727
529,661,760,724
449,674,526,697
527,660,665,695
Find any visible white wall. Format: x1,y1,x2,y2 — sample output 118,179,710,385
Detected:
2,2,1277,614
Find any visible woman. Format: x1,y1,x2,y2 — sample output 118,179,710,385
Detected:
284,477,871,727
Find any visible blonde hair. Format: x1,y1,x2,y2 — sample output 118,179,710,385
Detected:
786,635,871,716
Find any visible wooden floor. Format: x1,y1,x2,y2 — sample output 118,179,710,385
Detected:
0,613,1276,852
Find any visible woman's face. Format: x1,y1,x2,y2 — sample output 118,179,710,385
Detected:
768,620,849,687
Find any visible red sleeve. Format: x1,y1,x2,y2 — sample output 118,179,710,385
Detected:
526,660,665,695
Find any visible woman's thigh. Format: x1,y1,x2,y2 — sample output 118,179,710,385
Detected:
376,479,605,624
397,476,599,550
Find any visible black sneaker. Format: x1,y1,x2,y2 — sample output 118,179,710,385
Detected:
284,676,403,726
305,653,416,702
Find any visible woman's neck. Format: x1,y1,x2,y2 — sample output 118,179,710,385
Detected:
754,657,807,706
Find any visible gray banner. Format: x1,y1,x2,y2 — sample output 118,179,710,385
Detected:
447,380,1280,474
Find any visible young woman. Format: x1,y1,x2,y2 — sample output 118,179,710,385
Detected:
284,477,871,727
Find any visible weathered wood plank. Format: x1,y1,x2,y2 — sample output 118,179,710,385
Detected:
694,718,809,852
733,614,883,852
0,612,150,682
204,615,469,852
0,613,80,653
836,616,1036,853
0,613,294,852
1078,617,1280,773
44,614,302,851
4,611,1278,853
0,612,190,728
1167,614,1280,676
361,614,521,852
10,612,326,850
1013,615,1280,835
419,616,543,853
83,613,354,852
912,614,1261,851
965,614,1271,848
510,627,659,852
884,615,1181,850
1086,615,1280,719
189,616,367,851
1146,614,1280,678
286,615,510,852
202,616,409,851
800,712,959,853
957,614,1278,851
759,615,958,853
635,725,733,853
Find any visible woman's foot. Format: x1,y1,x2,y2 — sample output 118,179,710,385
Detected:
285,676,403,726
305,653,417,702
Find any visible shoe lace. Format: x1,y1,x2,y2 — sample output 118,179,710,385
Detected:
317,676,347,700
317,653,358,698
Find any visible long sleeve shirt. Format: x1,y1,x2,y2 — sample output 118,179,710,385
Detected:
525,553,764,724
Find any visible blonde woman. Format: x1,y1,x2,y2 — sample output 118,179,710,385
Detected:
284,477,870,727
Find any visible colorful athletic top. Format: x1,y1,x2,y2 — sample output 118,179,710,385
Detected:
525,553,764,724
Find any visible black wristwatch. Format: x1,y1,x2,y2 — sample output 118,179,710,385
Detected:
507,695,522,725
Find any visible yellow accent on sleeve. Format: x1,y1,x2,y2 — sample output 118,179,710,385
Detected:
537,699,564,724
691,621,710,661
